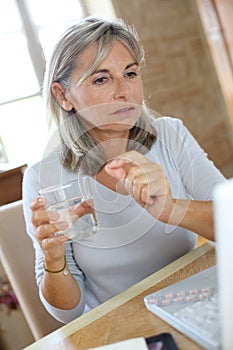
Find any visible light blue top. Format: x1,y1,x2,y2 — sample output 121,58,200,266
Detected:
22,117,225,323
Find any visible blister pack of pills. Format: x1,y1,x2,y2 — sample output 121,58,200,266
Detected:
145,287,216,306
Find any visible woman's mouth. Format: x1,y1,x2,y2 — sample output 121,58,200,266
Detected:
111,106,136,116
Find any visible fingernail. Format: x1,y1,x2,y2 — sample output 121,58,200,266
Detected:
48,211,60,221
108,159,119,168
38,196,45,205
55,221,69,231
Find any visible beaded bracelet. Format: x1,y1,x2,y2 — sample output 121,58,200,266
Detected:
44,256,68,276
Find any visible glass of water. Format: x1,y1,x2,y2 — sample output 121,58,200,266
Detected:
39,177,99,241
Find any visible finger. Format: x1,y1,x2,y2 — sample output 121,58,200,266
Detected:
140,175,168,205
126,162,153,184
30,196,46,211
107,150,147,169
105,162,127,181
41,234,68,250
140,183,155,206
35,221,69,242
105,151,155,182
130,174,153,205
126,164,155,199
128,166,165,204
70,201,95,221
32,208,59,227
105,156,145,181
131,175,148,204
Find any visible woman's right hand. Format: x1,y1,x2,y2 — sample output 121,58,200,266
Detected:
30,196,69,266
30,197,82,310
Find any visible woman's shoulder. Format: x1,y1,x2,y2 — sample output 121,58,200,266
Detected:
24,148,69,189
25,148,61,175
151,116,187,145
151,116,184,132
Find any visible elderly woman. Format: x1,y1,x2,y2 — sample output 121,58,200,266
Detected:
23,17,225,323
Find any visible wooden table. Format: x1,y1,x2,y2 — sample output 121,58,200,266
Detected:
0,163,27,205
23,242,216,350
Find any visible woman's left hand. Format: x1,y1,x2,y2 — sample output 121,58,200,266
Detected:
105,150,174,223
105,150,215,240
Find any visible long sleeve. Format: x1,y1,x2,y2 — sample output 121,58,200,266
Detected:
22,164,87,322
153,117,226,200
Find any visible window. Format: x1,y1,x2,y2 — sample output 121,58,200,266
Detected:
0,0,84,166
0,0,40,104
25,0,84,60
0,0,116,166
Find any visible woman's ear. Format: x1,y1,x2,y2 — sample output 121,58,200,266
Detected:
51,82,74,111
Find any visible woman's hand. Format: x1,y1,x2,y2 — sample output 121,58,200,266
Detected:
30,197,69,267
105,150,175,223
30,197,83,310
105,150,214,240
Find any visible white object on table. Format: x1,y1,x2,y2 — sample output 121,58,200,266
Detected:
214,178,233,350
88,337,148,350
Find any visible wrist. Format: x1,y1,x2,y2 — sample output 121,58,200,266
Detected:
44,255,66,272
166,199,189,227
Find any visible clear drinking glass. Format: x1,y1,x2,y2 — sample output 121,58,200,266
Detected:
39,177,99,241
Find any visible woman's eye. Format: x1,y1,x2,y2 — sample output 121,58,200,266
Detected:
125,71,138,79
93,76,109,85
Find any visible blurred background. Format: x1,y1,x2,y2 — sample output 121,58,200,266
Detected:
0,0,232,349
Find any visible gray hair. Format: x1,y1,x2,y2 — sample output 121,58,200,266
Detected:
43,17,157,175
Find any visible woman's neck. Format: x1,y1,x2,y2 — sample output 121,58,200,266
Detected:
89,129,130,160
90,129,130,195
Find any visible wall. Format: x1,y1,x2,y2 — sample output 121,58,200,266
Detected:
112,0,233,178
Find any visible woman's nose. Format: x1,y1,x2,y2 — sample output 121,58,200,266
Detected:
113,78,131,100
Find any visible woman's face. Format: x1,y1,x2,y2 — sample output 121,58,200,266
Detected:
54,40,143,137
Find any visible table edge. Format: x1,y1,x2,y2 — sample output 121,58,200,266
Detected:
23,242,215,349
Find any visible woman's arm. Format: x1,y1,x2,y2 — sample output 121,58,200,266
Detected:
23,165,86,322
105,151,215,240
31,197,82,309
42,266,82,309
167,199,214,240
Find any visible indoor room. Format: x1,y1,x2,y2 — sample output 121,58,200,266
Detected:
0,1,233,349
